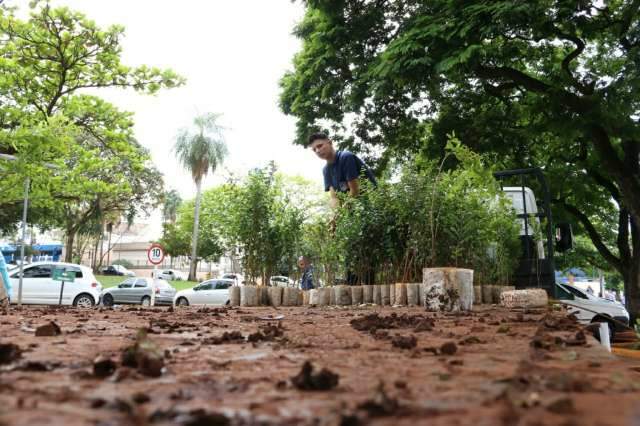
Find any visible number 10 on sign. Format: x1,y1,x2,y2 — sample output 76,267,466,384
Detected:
147,243,164,307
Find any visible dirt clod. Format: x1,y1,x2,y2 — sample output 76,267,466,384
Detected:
357,383,400,417
546,397,575,414
132,392,151,404
35,321,61,337
391,335,417,350
0,343,21,364
291,361,339,391
93,356,117,378
121,329,164,377
440,342,457,356
204,331,244,345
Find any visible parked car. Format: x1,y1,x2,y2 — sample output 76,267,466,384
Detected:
158,269,187,281
101,264,135,277
270,275,296,288
557,282,629,339
174,279,234,306
101,277,176,307
221,273,245,286
8,261,101,308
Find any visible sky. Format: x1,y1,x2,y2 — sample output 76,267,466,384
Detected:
10,0,324,239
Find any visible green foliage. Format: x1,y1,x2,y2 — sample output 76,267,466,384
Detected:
282,0,640,318
0,1,184,261
308,140,520,285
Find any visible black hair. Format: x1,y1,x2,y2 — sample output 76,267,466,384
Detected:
307,132,330,146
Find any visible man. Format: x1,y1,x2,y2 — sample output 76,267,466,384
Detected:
298,256,314,290
307,132,376,207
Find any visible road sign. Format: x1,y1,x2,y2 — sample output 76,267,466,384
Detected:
53,268,75,283
147,243,165,265
53,267,75,305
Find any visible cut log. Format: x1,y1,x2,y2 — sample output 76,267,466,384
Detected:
406,283,420,306
373,285,382,305
500,289,548,309
361,285,373,303
334,285,352,305
380,285,390,305
302,290,310,305
240,286,258,307
481,284,494,304
309,289,320,305
394,283,407,306
473,285,481,305
268,287,283,307
329,287,336,305
318,288,331,306
282,288,300,306
259,286,269,306
297,290,304,305
422,268,474,312
351,286,363,305
229,287,241,306
389,284,396,305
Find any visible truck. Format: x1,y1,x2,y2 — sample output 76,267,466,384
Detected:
495,168,630,337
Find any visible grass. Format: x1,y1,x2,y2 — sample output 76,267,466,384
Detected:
96,275,198,291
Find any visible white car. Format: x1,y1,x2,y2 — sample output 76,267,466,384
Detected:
8,262,102,308
174,279,234,307
158,269,187,281
557,283,629,337
270,275,296,288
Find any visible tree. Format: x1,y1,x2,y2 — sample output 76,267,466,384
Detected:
173,113,228,281
0,1,184,257
162,190,182,225
281,1,640,320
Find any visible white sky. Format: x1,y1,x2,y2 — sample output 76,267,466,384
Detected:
13,0,321,195
10,0,325,239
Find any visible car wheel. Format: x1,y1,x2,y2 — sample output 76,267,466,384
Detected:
177,297,189,307
141,296,151,307
73,293,95,308
591,317,616,342
103,294,114,307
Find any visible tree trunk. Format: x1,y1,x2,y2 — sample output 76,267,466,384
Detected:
623,260,640,325
188,178,202,282
64,231,75,263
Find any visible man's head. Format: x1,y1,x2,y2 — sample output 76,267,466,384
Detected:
307,132,335,161
297,255,309,269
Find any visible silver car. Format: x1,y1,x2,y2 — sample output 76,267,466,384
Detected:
101,277,176,306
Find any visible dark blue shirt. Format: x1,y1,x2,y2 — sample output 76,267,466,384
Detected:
299,266,314,290
323,150,377,193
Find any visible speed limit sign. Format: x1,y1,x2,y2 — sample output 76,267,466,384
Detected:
147,243,165,265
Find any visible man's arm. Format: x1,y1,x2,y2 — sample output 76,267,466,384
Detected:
347,178,359,197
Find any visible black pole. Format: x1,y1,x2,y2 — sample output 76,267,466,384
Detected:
58,280,65,305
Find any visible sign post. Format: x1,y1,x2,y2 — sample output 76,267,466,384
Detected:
147,243,165,307
53,267,76,305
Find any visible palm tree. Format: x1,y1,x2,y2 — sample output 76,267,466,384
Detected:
162,189,182,225
173,113,227,281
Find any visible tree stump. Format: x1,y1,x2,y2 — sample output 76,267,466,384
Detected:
316,288,331,306
394,283,407,306
229,287,241,306
240,286,258,307
302,290,310,305
329,287,336,305
500,288,548,308
373,285,382,305
351,286,363,305
363,285,373,303
422,268,474,312
406,283,420,306
334,285,352,305
268,287,283,307
380,285,390,305
259,286,270,306
297,290,304,305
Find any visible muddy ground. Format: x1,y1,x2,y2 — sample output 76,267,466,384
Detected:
0,305,639,426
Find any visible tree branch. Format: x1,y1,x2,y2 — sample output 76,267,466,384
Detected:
557,200,622,272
